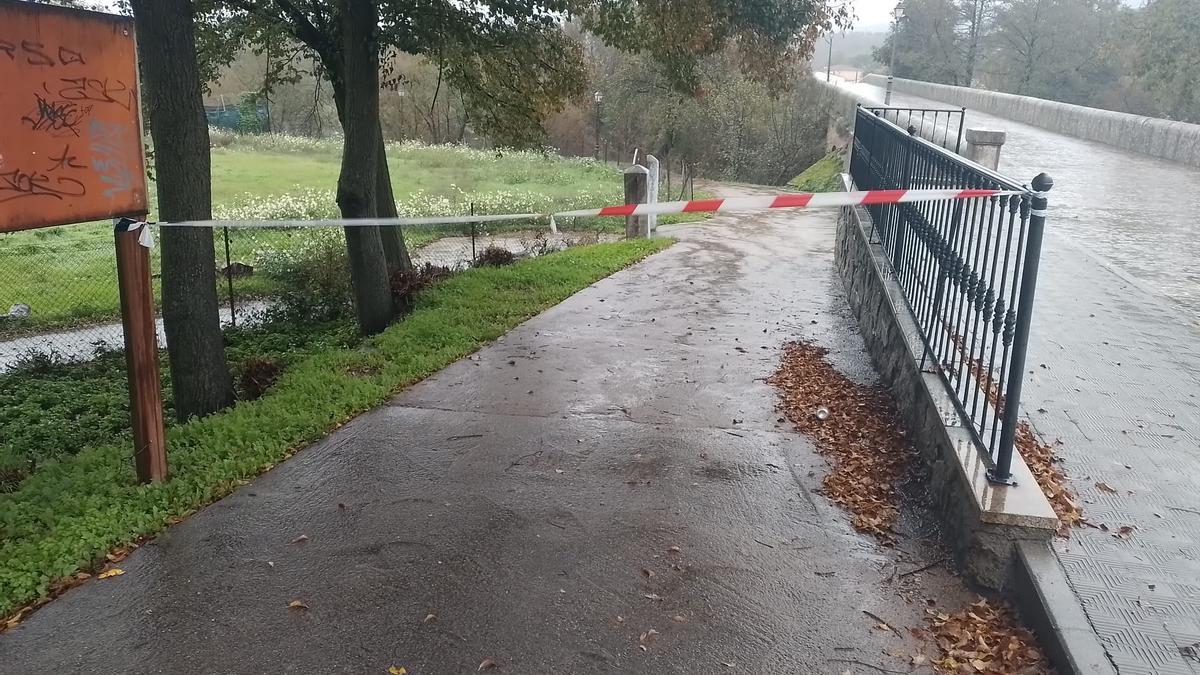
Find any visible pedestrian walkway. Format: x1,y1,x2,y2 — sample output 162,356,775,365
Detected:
836,77,1200,674
1025,239,1200,675
0,187,973,672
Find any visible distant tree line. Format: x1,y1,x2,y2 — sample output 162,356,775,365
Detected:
207,26,838,187
873,0,1200,124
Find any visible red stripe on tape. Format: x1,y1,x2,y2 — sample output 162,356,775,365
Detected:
860,190,908,205
598,205,637,216
956,189,1000,199
683,199,725,213
770,194,814,209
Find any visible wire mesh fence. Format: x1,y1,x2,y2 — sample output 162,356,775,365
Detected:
0,217,621,372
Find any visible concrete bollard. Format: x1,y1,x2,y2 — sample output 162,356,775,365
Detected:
645,154,660,233
623,165,650,239
964,128,1007,171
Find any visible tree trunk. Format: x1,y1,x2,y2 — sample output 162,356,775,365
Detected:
131,0,234,421
337,0,393,336
325,49,411,279
374,127,413,275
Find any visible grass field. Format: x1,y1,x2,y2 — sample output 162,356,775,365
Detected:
788,150,845,193
0,137,686,337
0,238,672,621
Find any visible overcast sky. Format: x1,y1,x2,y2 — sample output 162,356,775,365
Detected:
848,0,900,32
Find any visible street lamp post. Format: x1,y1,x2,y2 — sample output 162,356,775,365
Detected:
825,34,834,82
593,91,603,160
885,5,905,105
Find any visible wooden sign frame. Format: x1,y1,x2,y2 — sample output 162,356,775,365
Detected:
1,1,165,483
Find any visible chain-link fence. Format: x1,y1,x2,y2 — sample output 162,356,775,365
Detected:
0,217,621,372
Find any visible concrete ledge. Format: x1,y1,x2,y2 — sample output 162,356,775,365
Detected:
833,175,1057,588
1012,542,1119,675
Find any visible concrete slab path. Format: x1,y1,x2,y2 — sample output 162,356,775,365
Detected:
0,187,970,673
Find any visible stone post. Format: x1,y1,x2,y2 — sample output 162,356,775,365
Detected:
645,154,660,233
623,165,649,239
965,128,1007,171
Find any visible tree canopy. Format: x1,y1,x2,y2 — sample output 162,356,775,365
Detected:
873,0,1200,124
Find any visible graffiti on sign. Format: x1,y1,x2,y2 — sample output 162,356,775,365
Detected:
0,1,147,233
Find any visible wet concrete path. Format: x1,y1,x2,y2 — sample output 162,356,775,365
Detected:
0,187,971,673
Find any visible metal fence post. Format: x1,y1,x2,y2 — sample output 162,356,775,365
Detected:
623,164,649,239
991,173,1053,484
470,202,476,261
223,226,236,328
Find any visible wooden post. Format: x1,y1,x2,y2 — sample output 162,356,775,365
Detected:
624,165,649,239
115,218,168,483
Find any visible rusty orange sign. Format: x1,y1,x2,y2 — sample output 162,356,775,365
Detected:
0,1,148,233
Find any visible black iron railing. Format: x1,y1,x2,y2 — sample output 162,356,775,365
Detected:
849,106,1052,484
863,105,966,154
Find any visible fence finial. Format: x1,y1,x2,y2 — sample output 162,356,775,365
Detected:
1031,173,1054,193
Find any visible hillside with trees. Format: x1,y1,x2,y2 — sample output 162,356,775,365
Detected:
873,0,1199,123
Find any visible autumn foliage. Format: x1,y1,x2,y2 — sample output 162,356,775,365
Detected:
927,599,1054,674
767,341,917,541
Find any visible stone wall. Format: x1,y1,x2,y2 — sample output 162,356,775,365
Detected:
864,74,1200,168
834,190,1057,589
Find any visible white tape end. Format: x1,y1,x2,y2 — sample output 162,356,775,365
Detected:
138,224,154,249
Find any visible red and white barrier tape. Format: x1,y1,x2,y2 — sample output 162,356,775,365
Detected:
552,189,1019,218
128,188,1024,247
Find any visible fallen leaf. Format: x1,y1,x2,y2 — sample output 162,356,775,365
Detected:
615,615,625,623
1095,482,1117,495
477,658,498,670
643,593,663,601
290,534,309,544
1114,525,1135,540
97,568,125,580
388,667,407,675
638,645,647,652
288,600,309,610
423,613,437,623
667,546,681,553
672,615,687,623
554,469,564,474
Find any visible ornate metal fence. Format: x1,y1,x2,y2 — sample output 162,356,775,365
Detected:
862,105,966,154
849,106,1052,484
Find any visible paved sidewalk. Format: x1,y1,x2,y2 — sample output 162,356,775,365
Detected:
0,188,971,673
1023,235,1200,675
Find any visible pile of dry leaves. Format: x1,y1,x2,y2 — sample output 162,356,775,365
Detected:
926,598,1054,674
767,341,917,541
1015,422,1083,536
